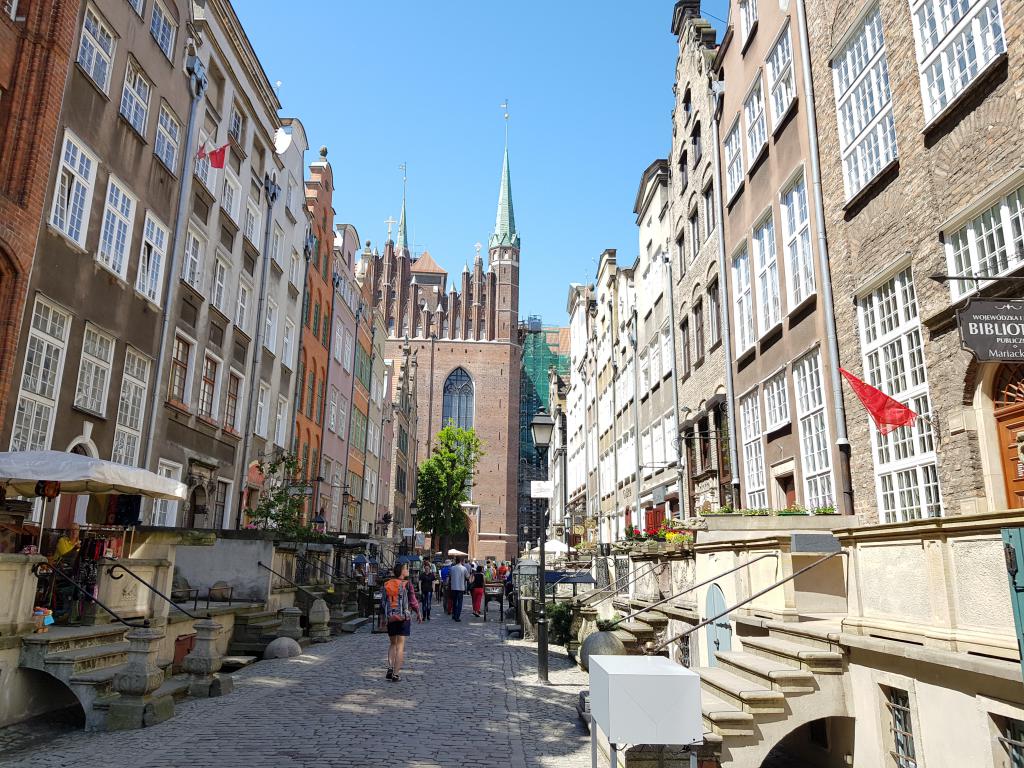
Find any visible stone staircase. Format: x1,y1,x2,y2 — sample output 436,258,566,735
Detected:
227,609,286,656
19,625,187,731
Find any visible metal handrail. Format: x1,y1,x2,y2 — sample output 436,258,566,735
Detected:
646,550,847,654
33,562,150,628
607,553,779,629
294,551,352,584
578,560,663,607
257,560,318,598
102,557,204,620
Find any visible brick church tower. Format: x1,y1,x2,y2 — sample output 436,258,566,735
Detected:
376,148,522,560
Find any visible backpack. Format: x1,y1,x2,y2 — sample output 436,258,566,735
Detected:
381,578,411,622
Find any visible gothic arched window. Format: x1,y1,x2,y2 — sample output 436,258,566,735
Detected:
442,368,474,429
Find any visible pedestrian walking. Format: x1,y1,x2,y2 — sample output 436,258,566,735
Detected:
382,562,421,682
418,562,436,621
471,563,485,618
440,559,452,615
448,557,469,621
497,560,509,581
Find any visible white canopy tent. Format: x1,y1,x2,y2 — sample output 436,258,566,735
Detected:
528,539,569,557
447,548,469,557
0,450,188,546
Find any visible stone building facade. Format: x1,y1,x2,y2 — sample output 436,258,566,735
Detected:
565,283,598,545
0,0,79,428
805,0,1024,525
715,0,852,516
669,7,734,515
369,149,522,560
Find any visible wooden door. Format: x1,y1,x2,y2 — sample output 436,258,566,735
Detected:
994,365,1024,508
704,584,732,666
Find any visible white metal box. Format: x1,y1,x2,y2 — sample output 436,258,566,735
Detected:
589,655,702,745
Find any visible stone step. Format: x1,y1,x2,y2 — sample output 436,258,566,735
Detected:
69,663,123,700
339,617,371,633
21,625,127,661
617,620,655,638
741,636,844,674
767,623,841,652
715,651,816,694
697,666,786,715
220,655,258,672
43,642,131,681
700,691,756,737
611,629,640,650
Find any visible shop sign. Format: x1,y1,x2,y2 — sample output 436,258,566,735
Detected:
958,299,1024,362
531,480,553,499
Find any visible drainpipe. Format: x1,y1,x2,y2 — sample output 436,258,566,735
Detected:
710,80,741,509
143,54,207,479
233,172,280,529
663,249,686,519
630,307,643,534
340,300,365,531
796,0,852,513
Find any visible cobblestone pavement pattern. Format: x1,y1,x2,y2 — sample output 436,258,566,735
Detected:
1,617,594,768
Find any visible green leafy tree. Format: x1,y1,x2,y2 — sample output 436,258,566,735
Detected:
246,452,323,542
416,424,484,553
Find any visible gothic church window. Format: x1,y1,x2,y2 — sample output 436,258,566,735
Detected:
442,368,474,429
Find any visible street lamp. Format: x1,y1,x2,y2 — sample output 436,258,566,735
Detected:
530,407,556,683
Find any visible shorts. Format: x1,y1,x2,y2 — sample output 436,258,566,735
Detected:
387,619,411,637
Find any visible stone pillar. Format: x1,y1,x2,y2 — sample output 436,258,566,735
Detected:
277,606,303,640
108,627,173,730
577,604,599,655
182,618,232,698
308,598,331,643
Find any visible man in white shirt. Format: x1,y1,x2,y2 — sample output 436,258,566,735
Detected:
448,558,469,622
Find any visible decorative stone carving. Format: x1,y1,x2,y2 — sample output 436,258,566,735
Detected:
277,606,302,640
308,598,331,643
107,627,173,730
182,618,231,697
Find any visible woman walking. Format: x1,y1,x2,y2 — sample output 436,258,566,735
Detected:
418,562,436,621
470,563,486,618
382,562,421,682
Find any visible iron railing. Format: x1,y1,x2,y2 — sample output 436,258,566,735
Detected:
577,561,664,608
257,560,318,599
33,562,150,628
102,557,205,619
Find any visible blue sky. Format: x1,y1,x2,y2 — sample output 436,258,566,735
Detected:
236,1,728,325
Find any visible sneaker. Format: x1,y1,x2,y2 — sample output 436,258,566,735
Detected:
386,667,394,680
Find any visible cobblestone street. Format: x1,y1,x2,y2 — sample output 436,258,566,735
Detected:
0,617,594,768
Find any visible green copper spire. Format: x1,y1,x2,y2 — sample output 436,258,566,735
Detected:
489,147,519,250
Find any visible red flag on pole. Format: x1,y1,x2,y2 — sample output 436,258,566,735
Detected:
839,368,918,435
208,143,229,169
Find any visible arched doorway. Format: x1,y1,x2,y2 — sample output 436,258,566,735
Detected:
993,364,1024,507
705,583,731,665
188,485,209,529
760,716,855,767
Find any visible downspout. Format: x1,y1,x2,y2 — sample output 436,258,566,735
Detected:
630,307,642,534
710,80,741,508
663,250,686,519
143,54,207,476
233,172,280,528
795,0,852,513
340,300,365,531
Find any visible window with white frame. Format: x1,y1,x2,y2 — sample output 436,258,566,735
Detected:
10,298,70,451
136,212,168,305
338,393,349,436
181,227,204,290
343,328,354,372
753,213,781,333
833,6,897,199
911,0,1006,123
328,387,338,432
740,390,767,508
290,250,301,286
119,61,151,135
781,174,815,306
149,0,175,60
271,225,283,264
235,282,250,331
945,182,1024,300
255,381,269,436
212,258,228,313
50,131,97,247
664,410,679,463
244,198,261,246
649,337,662,383
228,105,245,144
286,174,298,212
127,0,143,16
859,268,941,522
745,74,768,159
5,0,18,19
168,334,191,403
222,170,240,222
225,372,242,431
725,121,744,198
154,104,180,171
195,129,213,189
739,0,758,42
264,299,278,354
152,460,182,526
766,24,796,123
639,349,650,393
333,319,343,363
197,354,219,419
763,369,790,431
690,213,700,261
111,348,149,466
884,687,918,768
283,319,295,367
74,324,114,415
794,349,834,510
704,186,716,238
274,396,288,447
78,6,114,92
732,246,756,353
660,324,673,374
97,176,135,278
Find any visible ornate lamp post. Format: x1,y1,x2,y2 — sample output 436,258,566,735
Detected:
529,407,556,683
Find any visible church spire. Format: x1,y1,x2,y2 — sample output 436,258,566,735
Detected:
397,162,409,252
489,146,519,250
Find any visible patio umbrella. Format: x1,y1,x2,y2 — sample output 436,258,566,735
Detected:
447,548,468,557
0,450,188,547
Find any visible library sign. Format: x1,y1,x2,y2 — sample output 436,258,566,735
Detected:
958,299,1024,362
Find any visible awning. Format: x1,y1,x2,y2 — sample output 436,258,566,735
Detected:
0,451,187,500
396,555,421,564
